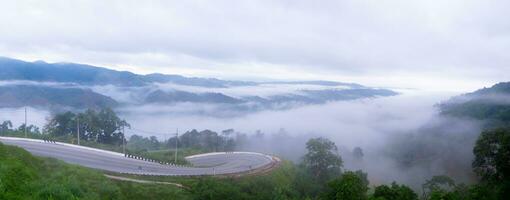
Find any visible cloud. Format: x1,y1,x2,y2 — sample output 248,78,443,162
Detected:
0,0,508,91
0,107,50,128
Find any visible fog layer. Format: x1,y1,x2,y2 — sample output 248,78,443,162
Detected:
0,90,481,189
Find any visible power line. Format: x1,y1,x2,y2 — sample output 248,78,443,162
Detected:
128,127,173,136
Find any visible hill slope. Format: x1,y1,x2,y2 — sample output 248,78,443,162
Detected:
439,82,510,125
0,85,118,109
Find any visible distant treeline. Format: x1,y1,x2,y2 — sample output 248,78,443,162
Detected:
0,108,240,162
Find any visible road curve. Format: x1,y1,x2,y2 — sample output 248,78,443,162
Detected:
0,136,276,176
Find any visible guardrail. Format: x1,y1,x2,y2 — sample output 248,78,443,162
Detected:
1,136,279,177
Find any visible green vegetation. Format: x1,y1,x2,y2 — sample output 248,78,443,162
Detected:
372,182,417,200
45,108,129,145
0,142,190,200
1,127,510,199
440,82,510,127
324,171,369,200
303,137,343,184
2,82,510,200
1,108,237,165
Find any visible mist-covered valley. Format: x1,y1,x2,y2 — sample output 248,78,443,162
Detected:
0,76,482,189
0,58,507,196
2,1,510,199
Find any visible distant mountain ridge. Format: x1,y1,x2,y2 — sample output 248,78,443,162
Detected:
0,85,117,109
0,57,398,111
0,57,364,88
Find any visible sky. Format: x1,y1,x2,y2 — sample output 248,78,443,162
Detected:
0,0,509,92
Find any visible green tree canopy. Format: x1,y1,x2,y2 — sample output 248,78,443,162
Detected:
473,128,510,183
303,137,343,183
373,182,418,200
44,108,129,145
325,171,369,200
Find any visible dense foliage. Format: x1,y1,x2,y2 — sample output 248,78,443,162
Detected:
44,108,129,145
303,137,343,184
2,85,510,200
177,129,236,152
372,182,417,200
2,126,510,199
440,82,510,126
324,171,369,200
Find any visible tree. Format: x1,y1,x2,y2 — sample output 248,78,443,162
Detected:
44,108,129,145
353,147,364,160
325,171,369,200
473,128,510,183
303,137,343,183
472,128,510,199
422,175,456,199
0,120,13,134
373,182,418,200
96,108,129,144
44,111,76,137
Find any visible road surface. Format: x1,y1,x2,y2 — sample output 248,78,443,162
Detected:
0,136,276,176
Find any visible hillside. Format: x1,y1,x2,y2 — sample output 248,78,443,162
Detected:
0,57,254,87
0,85,118,109
439,82,510,125
0,57,398,110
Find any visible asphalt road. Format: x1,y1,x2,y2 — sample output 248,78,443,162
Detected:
0,136,275,176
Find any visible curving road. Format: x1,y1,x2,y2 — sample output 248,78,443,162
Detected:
0,136,276,176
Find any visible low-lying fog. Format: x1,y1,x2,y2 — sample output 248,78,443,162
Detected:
1,90,480,189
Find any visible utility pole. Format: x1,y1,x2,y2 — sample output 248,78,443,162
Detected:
122,125,126,155
24,107,27,138
77,117,80,145
174,128,178,163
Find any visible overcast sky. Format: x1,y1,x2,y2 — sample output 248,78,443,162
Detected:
0,0,508,92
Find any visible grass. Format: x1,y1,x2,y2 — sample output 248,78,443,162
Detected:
0,142,191,200
1,133,297,199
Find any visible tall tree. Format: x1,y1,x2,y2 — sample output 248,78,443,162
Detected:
303,137,343,183
473,128,510,183
44,111,76,137
44,108,129,145
472,128,510,199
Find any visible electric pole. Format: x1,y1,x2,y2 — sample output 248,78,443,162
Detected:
122,125,126,155
77,117,80,145
24,107,27,138
174,128,178,163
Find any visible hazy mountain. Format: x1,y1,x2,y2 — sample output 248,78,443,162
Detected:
0,85,117,109
145,90,243,104
144,73,256,88
0,57,398,110
439,82,510,125
0,57,364,88
0,57,146,86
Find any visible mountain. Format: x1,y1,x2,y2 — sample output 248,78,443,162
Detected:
439,82,510,125
144,73,255,88
0,85,117,109
145,90,243,104
0,57,398,110
0,57,146,86
0,57,362,88
0,57,254,88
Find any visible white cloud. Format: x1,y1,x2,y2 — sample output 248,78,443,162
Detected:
0,0,508,91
